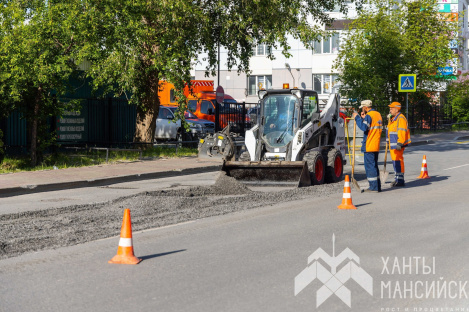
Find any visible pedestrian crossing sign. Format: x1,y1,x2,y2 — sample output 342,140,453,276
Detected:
398,74,416,92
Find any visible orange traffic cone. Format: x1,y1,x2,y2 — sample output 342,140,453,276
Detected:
417,155,430,179
338,175,357,210
109,209,142,265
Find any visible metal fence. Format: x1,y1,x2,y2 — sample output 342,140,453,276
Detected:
372,102,453,132
0,97,461,156
214,101,248,133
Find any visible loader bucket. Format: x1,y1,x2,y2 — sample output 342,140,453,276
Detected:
222,161,312,187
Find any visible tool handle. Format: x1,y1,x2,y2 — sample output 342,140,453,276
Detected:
352,120,356,176
384,118,390,169
383,141,388,170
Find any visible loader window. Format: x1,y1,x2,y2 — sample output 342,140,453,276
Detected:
262,94,298,147
301,95,318,127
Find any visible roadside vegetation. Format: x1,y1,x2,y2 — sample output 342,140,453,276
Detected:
0,146,197,174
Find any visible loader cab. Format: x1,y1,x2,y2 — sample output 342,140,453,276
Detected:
260,92,300,148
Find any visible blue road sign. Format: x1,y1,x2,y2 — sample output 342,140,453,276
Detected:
398,74,416,92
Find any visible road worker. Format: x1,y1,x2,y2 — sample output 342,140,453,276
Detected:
352,100,383,193
387,102,411,187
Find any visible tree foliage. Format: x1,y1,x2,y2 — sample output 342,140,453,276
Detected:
81,0,361,143
447,73,469,122
334,0,459,107
0,1,88,165
1,0,361,158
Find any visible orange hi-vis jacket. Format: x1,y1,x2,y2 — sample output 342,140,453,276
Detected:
388,113,411,150
355,109,383,152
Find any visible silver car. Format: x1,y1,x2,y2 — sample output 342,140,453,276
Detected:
155,106,215,142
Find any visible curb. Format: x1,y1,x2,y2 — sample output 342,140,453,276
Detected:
0,165,222,198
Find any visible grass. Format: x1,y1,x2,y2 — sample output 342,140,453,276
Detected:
0,145,198,174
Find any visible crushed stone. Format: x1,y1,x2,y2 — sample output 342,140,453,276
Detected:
0,173,343,260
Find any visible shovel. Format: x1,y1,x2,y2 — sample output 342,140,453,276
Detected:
380,140,389,183
351,120,361,191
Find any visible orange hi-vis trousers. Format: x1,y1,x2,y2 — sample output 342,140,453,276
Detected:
390,148,405,184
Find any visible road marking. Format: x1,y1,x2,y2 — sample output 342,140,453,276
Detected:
443,164,469,170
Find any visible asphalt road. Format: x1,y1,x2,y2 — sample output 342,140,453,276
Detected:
1,139,469,311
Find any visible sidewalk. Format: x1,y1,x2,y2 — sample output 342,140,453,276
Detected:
1,131,467,197
0,157,222,197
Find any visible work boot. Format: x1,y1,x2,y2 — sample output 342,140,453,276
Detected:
361,188,379,193
390,181,405,187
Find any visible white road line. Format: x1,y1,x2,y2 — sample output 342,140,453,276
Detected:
443,164,469,171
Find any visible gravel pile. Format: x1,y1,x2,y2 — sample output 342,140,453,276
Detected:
0,172,343,260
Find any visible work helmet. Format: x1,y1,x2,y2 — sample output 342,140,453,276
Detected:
389,102,401,110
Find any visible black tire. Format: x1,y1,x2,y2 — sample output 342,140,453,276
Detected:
304,151,325,185
325,148,344,183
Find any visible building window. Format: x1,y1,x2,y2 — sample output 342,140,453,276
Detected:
312,33,340,54
248,75,272,96
252,44,272,56
313,74,340,94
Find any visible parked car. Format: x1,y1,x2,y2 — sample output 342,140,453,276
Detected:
155,106,215,144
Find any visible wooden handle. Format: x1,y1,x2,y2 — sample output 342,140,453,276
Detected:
352,120,356,176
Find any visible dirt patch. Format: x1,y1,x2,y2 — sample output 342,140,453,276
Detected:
0,173,343,260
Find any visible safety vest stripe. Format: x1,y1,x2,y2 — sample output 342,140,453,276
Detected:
397,127,407,131
367,177,378,181
370,126,383,130
389,131,397,135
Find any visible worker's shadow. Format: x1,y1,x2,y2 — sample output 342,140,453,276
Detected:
401,175,449,189
140,249,186,260
380,175,448,190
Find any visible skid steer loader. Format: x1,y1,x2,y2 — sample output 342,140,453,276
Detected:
198,89,346,187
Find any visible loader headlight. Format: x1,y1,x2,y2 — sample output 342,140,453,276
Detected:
258,90,267,100
291,89,301,98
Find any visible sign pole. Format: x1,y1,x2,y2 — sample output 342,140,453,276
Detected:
406,93,408,117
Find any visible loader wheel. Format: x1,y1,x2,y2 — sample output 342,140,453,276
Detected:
325,148,343,183
305,151,325,185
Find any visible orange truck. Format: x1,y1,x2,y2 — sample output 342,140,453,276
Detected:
158,80,214,106
159,80,244,131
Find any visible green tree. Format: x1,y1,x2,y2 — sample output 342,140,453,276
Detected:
447,73,469,122
82,0,361,144
0,1,88,166
334,0,459,107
